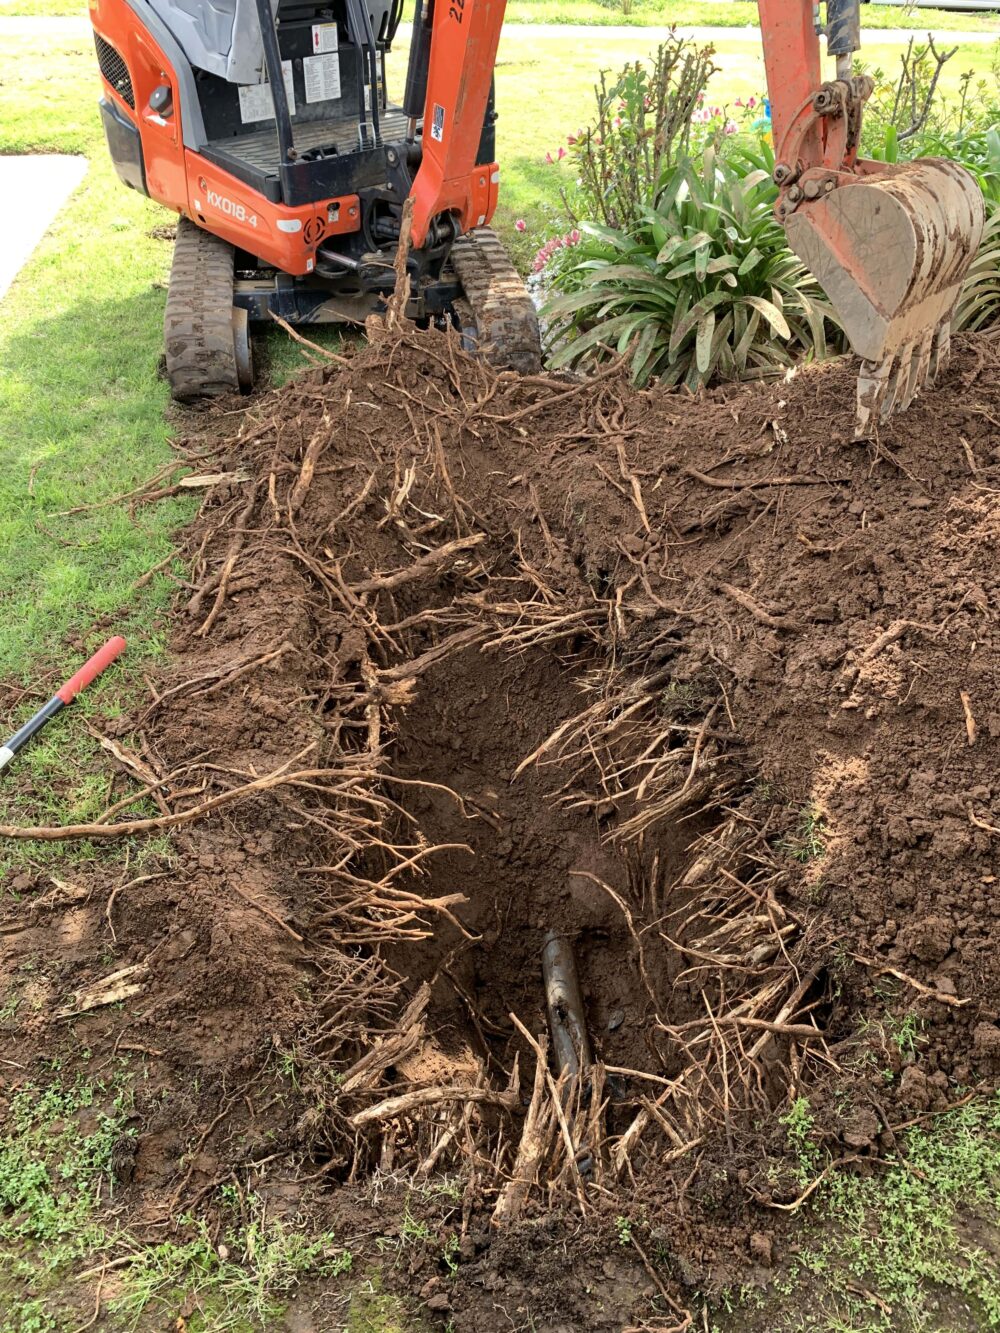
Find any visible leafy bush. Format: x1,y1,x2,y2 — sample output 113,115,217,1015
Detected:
955,208,1000,332
858,35,957,154
543,150,837,389
561,33,719,233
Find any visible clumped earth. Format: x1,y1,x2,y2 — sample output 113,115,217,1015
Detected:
3,321,1000,1329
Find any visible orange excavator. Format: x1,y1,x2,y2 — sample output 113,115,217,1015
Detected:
89,0,983,429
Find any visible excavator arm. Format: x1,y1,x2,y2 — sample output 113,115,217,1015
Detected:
404,0,505,247
757,0,984,433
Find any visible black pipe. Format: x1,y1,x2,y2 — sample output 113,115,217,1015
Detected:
403,0,432,127
253,0,295,164
541,931,592,1079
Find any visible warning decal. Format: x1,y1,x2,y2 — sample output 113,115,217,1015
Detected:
431,103,445,142
311,22,339,52
304,52,342,103
238,60,295,123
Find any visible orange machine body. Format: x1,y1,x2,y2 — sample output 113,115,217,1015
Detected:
90,0,502,274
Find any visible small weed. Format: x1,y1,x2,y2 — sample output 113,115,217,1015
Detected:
721,1093,1000,1328
111,1199,351,1329
0,1073,130,1324
400,1210,432,1245
347,1277,423,1332
780,1096,821,1185
780,804,828,862
887,1012,925,1060
418,1175,464,1206
615,1215,633,1246
277,1045,302,1092
441,1233,460,1276
858,1011,926,1065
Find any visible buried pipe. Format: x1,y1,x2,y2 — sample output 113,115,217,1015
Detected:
541,930,593,1078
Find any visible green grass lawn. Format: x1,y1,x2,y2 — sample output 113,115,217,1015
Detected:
0,31,187,850
0,33,309,796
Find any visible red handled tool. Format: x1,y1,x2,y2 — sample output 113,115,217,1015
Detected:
0,636,127,773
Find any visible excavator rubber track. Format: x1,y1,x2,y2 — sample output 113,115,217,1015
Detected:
164,217,252,403
450,227,542,375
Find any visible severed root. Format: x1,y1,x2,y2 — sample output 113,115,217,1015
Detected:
350,1060,519,1128
57,964,149,1018
493,1030,554,1224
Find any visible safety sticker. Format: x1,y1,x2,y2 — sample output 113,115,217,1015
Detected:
311,21,339,52
431,103,445,142
238,60,295,123
304,52,342,103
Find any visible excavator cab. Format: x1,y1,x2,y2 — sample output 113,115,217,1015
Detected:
90,0,541,398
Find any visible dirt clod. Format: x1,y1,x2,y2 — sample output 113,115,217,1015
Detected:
749,1232,774,1267
900,915,954,964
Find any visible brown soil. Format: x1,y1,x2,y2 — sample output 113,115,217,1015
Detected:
4,324,1000,1330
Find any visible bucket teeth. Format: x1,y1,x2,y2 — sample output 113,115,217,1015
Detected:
855,354,893,439
930,322,951,384
854,319,953,438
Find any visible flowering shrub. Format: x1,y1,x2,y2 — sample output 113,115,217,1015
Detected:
527,24,1000,387
532,228,581,275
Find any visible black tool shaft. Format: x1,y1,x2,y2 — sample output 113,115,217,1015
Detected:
0,697,64,771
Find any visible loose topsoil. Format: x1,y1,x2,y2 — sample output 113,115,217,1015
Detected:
4,322,1000,1330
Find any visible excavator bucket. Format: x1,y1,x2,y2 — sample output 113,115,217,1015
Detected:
784,158,985,437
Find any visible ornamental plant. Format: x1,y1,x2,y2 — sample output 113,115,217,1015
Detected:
542,149,839,390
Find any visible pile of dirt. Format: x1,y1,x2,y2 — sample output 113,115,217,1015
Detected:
4,321,1000,1329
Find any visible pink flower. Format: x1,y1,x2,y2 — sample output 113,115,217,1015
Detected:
567,133,577,145
568,228,581,245
724,119,738,135
557,146,566,160
545,151,554,164
515,219,526,232
710,106,721,117
748,96,757,108
734,98,744,108
614,116,622,128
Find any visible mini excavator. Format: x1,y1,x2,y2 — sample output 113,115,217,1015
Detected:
90,0,984,429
